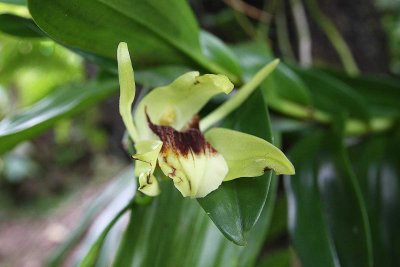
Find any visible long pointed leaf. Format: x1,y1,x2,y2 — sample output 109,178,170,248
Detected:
0,79,118,154
198,89,273,245
285,130,373,267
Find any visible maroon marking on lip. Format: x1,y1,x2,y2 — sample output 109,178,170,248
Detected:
145,109,216,156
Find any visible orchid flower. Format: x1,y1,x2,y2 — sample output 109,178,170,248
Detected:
117,42,295,198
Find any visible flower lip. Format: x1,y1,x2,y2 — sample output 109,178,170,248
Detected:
145,108,217,157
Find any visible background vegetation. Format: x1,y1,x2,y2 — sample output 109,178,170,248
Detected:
0,0,399,266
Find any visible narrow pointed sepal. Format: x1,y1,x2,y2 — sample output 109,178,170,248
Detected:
205,128,295,180
117,42,138,142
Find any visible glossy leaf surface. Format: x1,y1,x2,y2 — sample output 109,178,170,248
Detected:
0,80,118,154
230,41,312,107
350,132,400,267
328,71,400,118
28,0,199,67
292,67,370,121
285,130,373,267
27,0,237,81
200,31,242,81
111,173,278,267
198,89,273,245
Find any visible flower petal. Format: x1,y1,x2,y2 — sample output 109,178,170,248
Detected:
133,140,163,196
205,128,295,180
134,71,234,140
147,114,228,198
117,42,139,142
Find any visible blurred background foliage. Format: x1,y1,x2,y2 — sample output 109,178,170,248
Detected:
0,0,399,266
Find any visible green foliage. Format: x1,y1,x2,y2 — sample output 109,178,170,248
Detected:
0,80,118,154
199,90,273,245
350,131,400,266
81,172,279,267
0,0,26,5
0,13,43,38
0,0,398,266
27,0,239,82
285,130,373,267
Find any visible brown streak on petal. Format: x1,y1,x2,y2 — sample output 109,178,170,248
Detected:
145,109,216,156
169,167,176,177
186,115,200,130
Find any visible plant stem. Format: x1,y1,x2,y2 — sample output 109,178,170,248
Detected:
200,59,280,131
276,1,296,62
290,0,312,66
266,97,394,135
305,0,360,75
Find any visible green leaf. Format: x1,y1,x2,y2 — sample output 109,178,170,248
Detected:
350,132,400,267
230,41,313,110
257,249,291,267
230,41,273,81
284,133,336,267
0,0,26,5
79,203,132,267
27,0,237,81
264,63,312,106
291,67,371,122
198,89,274,245
135,65,191,88
27,0,197,66
47,168,133,267
112,173,278,267
200,31,242,80
0,13,44,38
285,131,373,267
327,71,400,118
0,79,118,154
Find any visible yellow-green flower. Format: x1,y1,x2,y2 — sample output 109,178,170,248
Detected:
117,42,295,198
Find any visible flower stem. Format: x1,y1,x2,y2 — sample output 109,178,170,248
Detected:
200,59,280,131
266,97,394,135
